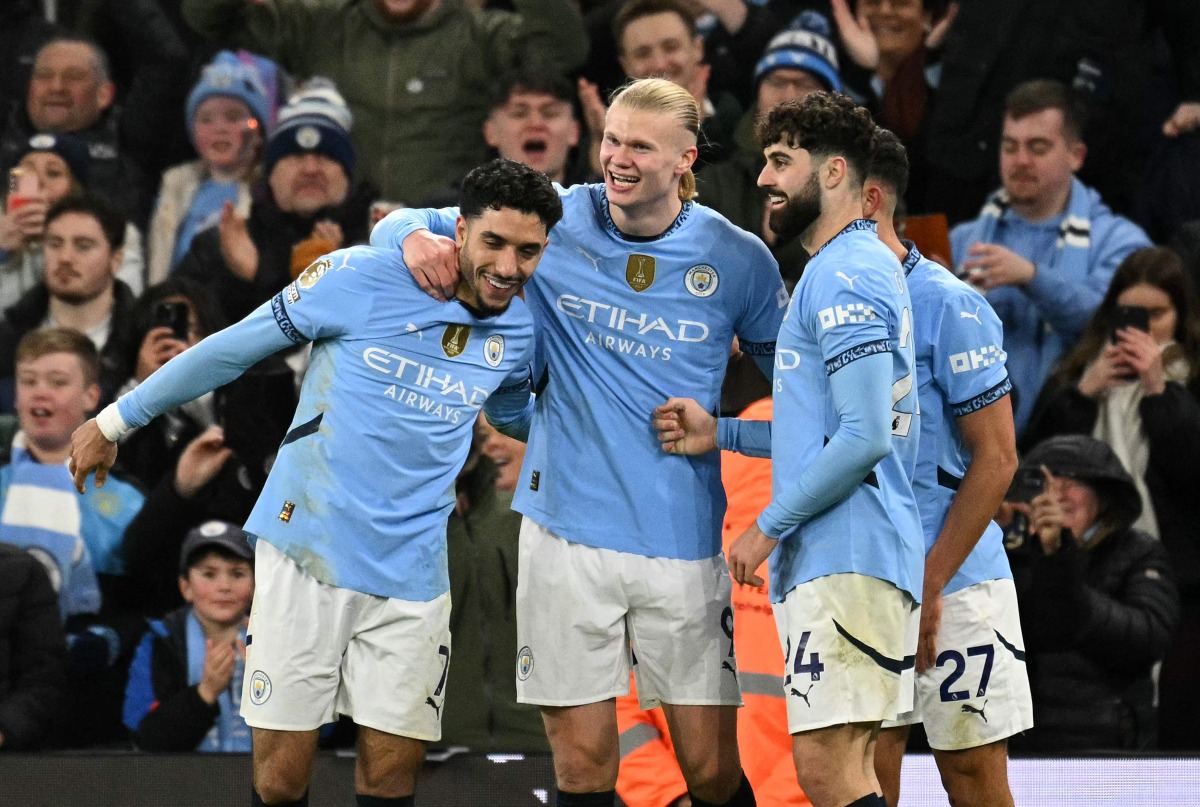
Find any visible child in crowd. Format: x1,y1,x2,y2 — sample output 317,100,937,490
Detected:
147,51,273,285
0,133,145,308
123,520,254,752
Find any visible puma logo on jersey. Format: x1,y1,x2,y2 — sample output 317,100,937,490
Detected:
575,246,602,271
961,700,988,723
835,271,859,289
789,684,814,707
721,660,737,676
960,307,982,325
405,323,423,340
425,696,441,717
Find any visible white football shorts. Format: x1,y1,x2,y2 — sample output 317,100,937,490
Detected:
515,518,742,710
240,540,452,741
884,577,1033,750
773,572,919,733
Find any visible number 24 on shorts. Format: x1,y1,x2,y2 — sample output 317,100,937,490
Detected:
784,630,825,684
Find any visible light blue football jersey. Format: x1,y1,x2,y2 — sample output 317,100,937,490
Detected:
767,221,924,602
373,185,789,560
118,246,535,601
903,245,1014,595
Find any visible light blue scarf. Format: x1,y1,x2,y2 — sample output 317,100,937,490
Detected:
0,432,101,618
973,176,1095,387
186,612,251,752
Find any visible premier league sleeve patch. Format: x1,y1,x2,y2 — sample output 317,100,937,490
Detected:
685,264,719,297
297,257,332,290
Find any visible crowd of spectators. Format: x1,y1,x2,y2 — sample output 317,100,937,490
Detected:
0,0,1197,772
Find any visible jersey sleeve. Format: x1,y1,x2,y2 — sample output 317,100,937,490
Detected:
931,284,1011,418
734,240,789,357
370,206,460,249
277,249,377,343
802,259,895,373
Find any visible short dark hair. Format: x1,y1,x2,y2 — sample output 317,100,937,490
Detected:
490,69,576,111
37,35,111,84
459,158,563,233
1004,79,1086,143
45,194,126,251
16,327,100,386
756,92,877,182
614,0,698,50
868,127,909,197
132,278,226,346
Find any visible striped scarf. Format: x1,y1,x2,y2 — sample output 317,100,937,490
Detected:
0,432,101,617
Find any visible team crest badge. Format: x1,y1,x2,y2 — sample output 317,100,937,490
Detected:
484,334,504,367
250,671,272,704
516,646,535,681
625,254,656,292
684,264,719,298
295,125,321,150
441,324,470,358
297,257,332,290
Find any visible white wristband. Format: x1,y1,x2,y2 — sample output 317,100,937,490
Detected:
95,402,130,442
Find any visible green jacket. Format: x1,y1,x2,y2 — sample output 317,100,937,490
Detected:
182,0,588,205
443,459,547,752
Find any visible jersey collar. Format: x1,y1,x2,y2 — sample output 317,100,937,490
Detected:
810,218,877,260
900,240,921,276
598,186,693,242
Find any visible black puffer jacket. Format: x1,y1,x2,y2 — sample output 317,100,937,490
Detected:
1009,435,1180,751
0,542,68,750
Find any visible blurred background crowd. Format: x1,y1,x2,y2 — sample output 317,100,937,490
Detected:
0,0,1197,791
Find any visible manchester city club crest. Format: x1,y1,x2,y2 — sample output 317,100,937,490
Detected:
250,670,272,705
685,264,719,297
625,254,655,292
295,125,322,150
484,334,505,367
442,324,471,358
297,257,332,290
516,646,535,680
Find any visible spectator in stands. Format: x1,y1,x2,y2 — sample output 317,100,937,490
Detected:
0,132,145,310
147,51,272,285
1020,246,1200,751
180,0,587,207
950,79,1150,436
422,69,591,208
119,280,296,619
830,0,957,214
0,327,144,747
0,1,61,124
694,12,838,416
0,36,168,229
921,0,1200,224
123,521,253,752
440,417,547,752
0,195,137,414
175,81,374,324
617,398,811,807
579,0,743,170
1006,435,1179,751
696,10,840,290
0,541,68,751
581,0,789,111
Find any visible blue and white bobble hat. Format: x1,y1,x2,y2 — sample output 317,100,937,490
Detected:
265,78,356,178
186,50,272,139
753,11,842,93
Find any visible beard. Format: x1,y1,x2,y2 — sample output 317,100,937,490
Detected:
457,247,513,317
768,171,823,240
